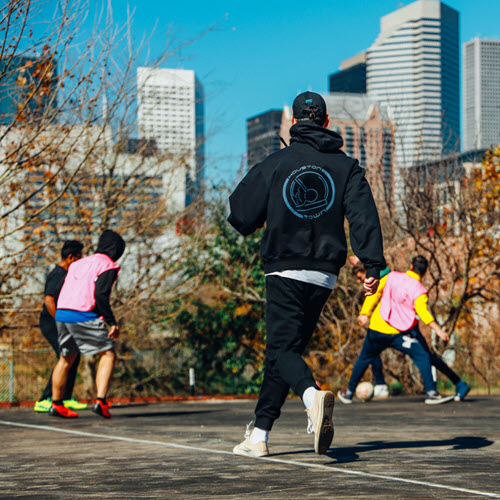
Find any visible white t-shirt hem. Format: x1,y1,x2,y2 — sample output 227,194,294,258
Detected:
266,270,337,290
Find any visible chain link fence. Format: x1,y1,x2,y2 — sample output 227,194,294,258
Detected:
0,343,192,402
1,331,497,403
0,349,14,402
0,347,55,402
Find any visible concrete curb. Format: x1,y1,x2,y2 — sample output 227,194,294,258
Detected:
0,393,259,408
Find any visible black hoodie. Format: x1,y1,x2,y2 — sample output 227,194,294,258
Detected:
228,121,386,279
93,230,126,325
96,229,126,262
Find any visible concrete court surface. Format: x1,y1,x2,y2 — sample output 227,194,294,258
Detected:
0,396,499,499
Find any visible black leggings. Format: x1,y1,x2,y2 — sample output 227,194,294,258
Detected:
39,315,80,401
411,326,461,385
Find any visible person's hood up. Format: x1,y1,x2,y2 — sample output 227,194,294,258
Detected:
289,121,343,153
96,229,125,262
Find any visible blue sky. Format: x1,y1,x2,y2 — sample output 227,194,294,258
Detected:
46,1,500,184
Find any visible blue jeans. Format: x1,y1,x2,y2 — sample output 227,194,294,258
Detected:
371,356,385,385
348,327,436,394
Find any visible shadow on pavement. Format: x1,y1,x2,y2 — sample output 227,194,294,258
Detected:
118,410,219,419
326,436,494,463
268,436,494,463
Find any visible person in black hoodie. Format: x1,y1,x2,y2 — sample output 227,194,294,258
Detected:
49,230,126,419
230,92,386,457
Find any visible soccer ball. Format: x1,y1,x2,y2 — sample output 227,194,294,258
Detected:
355,382,374,402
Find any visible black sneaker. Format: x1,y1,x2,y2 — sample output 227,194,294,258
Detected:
425,393,455,405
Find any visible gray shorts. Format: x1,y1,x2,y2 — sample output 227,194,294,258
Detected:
57,318,114,357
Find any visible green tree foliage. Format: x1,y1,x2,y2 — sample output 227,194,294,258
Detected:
174,198,266,394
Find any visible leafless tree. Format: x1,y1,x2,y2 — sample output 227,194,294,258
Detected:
0,0,216,399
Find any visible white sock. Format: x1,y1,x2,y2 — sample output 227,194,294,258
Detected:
250,427,269,444
302,386,318,410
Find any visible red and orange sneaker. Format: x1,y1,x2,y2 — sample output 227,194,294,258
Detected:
49,403,78,418
92,400,111,418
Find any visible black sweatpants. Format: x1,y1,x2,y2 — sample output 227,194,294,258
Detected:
411,326,461,385
254,275,332,431
39,315,80,401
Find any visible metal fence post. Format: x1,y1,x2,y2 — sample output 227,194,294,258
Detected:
189,368,195,396
9,352,14,402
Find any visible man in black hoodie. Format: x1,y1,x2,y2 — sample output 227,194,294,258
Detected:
49,230,126,419
229,92,386,457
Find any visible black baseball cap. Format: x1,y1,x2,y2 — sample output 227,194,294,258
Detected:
292,91,327,123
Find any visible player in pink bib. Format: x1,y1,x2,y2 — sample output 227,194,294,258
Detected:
350,259,470,402
49,230,125,419
339,256,459,405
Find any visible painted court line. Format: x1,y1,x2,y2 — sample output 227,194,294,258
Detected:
1,420,498,498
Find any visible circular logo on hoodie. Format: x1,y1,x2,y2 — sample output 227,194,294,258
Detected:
282,165,335,219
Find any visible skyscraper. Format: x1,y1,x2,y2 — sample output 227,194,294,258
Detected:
463,38,500,151
0,55,58,125
367,0,460,188
329,53,367,94
247,109,283,168
137,67,204,208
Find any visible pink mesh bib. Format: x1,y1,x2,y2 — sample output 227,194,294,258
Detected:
57,253,120,311
379,272,427,331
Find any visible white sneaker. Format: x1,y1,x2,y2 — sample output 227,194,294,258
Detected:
305,390,334,455
337,389,353,404
373,384,389,399
424,393,455,405
233,421,269,458
233,438,269,458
